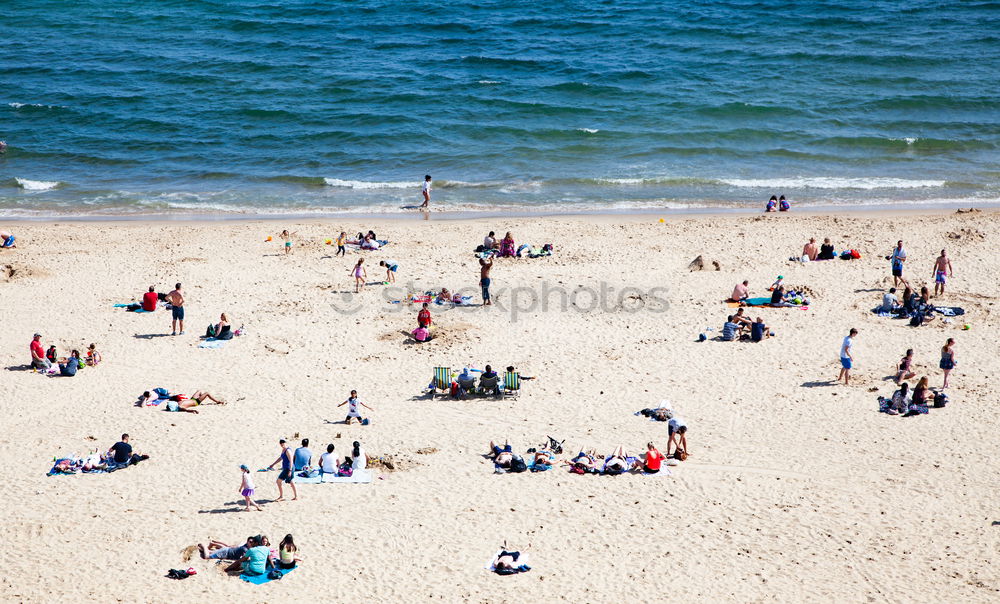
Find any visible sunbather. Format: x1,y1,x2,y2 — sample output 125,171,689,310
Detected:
489,440,513,468
199,536,256,561
634,442,665,473
566,450,598,473
603,446,630,475
530,450,554,471
730,280,749,303
492,543,531,575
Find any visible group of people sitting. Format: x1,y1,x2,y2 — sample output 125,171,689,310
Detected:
799,237,839,261
475,231,554,259
29,333,102,376
350,230,384,250
284,438,371,477
721,309,771,342
434,365,531,397
878,285,941,325
879,377,948,416
765,195,791,212
198,534,300,577
48,433,149,474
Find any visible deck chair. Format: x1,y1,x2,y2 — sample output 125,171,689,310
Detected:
478,373,500,396
503,372,521,398
431,367,452,399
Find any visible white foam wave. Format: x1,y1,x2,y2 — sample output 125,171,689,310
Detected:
7,102,65,109
890,137,919,145
15,178,60,191
719,177,946,190
477,80,502,84
576,128,600,133
323,178,413,189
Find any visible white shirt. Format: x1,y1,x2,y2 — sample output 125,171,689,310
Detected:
347,398,361,417
668,417,686,431
484,236,496,249
841,336,853,358
422,180,431,193
352,447,367,470
241,473,254,490
891,247,906,263
319,452,339,473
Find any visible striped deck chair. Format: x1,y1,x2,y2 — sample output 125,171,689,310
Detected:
502,372,520,398
431,367,452,398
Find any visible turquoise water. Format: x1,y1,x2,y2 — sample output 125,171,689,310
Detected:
1,0,999,216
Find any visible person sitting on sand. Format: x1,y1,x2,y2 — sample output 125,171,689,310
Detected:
489,440,514,469
750,317,769,342
30,333,51,371
881,288,900,313
499,232,516,257
603,446,630,475
887,382,911,415
732,307,753,329
360,233,381,250
199,536,256,561
730,280,750,303
765,195,777,212
779,195,790,211
817,238,835,260
338,389,373,425
770,285,797,307
412,322,433,343
59,349,82,377
484,231,498,250
911,376,930,407
211,313,232,340
319,444,339,474
85,343,102,366
634,442,665,473
349,440,370,471
293,438,313,472
721,315,741,341
505,366,535,380
142,286,159,312
417,302,432,327
492,543,531,575
896,349,915,384
803,238,818,261
277,534,300,570
235,538,272,576
109,433,148,466
46,345,57,364
436,287,452,304
0,228,15,248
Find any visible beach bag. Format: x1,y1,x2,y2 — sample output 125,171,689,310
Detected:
205,324,217,338
267,569,283,580
933,392,948,408
509,455,527,473
338,464,353,477
909,312,924,327
850,249,861,259
673,450,688,461
569,464,585,475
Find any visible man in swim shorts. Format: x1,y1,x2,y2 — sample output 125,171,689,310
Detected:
838,328,857,385
267,439,298,501
932,249,953,297
166,283,185,336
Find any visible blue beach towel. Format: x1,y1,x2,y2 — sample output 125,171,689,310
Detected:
113,303,151,313
240,567,294,584
198,338,225,349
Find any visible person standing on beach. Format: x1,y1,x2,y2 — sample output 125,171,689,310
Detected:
30,333,50,370
480,257,493,306
350,258,367,293
336,231,347,257
940,338,956,388
166,283,185,335
239,465,263,511
420,174,432,209
932,249,953,297
267,439,298,502
838,328,858,385
889,240,906,288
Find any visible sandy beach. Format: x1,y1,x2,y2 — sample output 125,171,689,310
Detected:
1,210,998,603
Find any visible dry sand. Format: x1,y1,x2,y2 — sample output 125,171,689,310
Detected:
1,210,998,603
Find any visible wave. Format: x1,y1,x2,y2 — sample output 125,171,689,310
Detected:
718,177,947,190
323,178,414,189
14,178,61,191
7,102,66,110
576,128,600,133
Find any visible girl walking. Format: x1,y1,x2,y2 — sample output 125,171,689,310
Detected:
350,258,367,293
239,464,263,511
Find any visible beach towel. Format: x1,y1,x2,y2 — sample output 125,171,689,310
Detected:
113,303,151,313
198,338,225,349
933,306,965,317
291,470,373,484
241,567,295,584
743,297,807,308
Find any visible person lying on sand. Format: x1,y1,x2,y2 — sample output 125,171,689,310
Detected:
492,542,531,575
603,446,630,475
565,450,598,473
199,536,256,561
489,440,514,469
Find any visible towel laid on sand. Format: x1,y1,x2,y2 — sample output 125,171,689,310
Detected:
292,469,373,484
241,567,295,584
198,338,226,349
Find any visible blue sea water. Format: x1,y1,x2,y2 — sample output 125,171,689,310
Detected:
1,0,998,216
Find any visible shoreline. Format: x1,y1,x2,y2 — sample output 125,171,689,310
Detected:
0,202,991,224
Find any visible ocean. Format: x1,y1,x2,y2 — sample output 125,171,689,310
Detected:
1,0,999,217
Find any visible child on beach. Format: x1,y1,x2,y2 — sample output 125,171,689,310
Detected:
336,232,347,257
239,465,263,511
420,174,432,209
279,230,296,255
779,195,790,211
337,389,374,425
379,260,398,283
350,258,367,293
765,196,777,212
85,343,102,366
